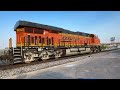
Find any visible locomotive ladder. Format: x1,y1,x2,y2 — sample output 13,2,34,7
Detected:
12,47,23,64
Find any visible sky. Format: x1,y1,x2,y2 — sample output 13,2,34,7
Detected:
0,11,120,49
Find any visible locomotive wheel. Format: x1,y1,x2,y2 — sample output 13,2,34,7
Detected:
94,48,96,53
61,49,66,57
96,47,99,52
98,46,101,52
55,50,62,58
90,49,92,54
90,47,93,54
41,55,49,61
24,52,34,63
95,47,99,53
41,51,49,61
55,53,61,59
28,54,32,60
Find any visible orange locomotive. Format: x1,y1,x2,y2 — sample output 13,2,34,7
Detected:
9,20,101,64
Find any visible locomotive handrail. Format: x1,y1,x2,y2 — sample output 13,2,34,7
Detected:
20,36,25,56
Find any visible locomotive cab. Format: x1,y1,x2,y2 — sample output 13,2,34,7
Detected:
90,34,100,45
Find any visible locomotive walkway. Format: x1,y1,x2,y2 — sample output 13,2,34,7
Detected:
6,48,120,79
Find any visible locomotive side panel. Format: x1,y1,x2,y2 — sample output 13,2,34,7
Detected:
16,27,101,49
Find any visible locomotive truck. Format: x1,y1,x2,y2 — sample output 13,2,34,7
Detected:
0,20,101,64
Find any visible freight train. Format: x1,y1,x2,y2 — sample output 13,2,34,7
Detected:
0,20,101,64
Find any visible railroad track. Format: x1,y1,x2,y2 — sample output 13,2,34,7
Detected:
0,48,119,70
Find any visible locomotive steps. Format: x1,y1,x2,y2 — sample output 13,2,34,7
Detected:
13,48,22,64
